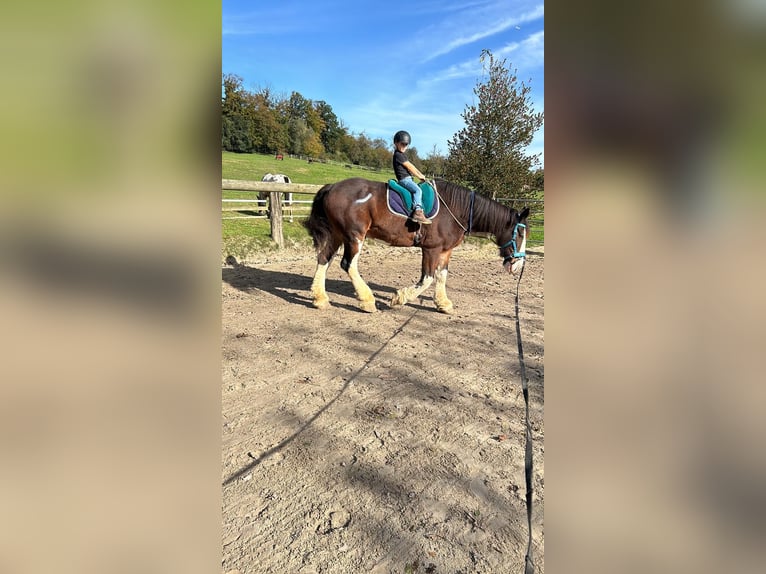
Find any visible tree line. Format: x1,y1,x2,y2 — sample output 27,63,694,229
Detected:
222,51,543,199
222,74,400,169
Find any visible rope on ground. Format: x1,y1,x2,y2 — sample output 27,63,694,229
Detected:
513,261,535,574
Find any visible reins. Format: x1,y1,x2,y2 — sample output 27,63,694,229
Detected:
513,260,535,574
430,179,472,234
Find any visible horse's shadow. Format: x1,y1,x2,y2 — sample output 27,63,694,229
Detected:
222,263,408,313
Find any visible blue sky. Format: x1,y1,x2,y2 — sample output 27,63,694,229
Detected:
223,0,543,163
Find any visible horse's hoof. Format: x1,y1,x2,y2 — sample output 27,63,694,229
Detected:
437,303,454,314
359,299,377,313
390,291,406,307
313,298,331,310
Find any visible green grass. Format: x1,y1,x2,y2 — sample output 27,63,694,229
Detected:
223,151,392,184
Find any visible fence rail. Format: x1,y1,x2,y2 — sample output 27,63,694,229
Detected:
222,179,323,194
222,179,543,248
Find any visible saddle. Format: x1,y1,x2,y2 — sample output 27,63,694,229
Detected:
386,180,440,220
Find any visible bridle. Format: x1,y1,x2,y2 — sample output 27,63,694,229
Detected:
431,181,528,265
500,221,527,264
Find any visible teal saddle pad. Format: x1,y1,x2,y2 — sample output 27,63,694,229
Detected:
386,180,438,217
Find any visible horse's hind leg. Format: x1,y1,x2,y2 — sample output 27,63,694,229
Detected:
310,238,341,309
391,248,439,308
392,248,453,313
390,274,434,308
341,238,376,313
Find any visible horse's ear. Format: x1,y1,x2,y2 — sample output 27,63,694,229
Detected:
519,207,530,220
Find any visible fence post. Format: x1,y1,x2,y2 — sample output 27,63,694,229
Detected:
269,191,284,248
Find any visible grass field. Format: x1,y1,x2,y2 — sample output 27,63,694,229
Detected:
223,151,392,184
222,151,543,260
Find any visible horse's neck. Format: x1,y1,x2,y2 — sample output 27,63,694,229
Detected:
467,194,509,236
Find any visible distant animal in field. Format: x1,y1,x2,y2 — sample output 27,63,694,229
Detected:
259,173,293,219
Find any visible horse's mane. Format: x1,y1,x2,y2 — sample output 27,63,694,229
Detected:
433,178,513,234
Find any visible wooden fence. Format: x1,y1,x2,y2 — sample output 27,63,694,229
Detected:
222,179,543,248
222,179,321,248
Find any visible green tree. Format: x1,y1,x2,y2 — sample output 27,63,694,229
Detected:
247,89,287,154
222,74,246,117
346,132,373,166
335,130,357,163
221,74,254,152
288,117,323,156
406,146,422,168
286,91,311,121
445,50,543,199
303,129,324,158
315,100,345,155
222,114,253,153
421,145,447,177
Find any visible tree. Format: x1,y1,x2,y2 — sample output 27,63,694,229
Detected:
421,145,447,177
303,129,324,158
445,50,543,199
315,101,345,155
222,114,253,153
222,74,246,117
247,89,288,154
287,118,311,155
221,74,254,152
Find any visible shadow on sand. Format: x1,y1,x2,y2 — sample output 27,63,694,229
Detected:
221,261,429,313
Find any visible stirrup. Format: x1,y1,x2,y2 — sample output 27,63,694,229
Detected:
411,209,430,224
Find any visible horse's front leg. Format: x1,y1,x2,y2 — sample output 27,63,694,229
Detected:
432,249,454,314
341,238,376,313
433,266,453,314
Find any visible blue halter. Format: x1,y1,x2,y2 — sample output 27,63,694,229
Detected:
500,222,526,264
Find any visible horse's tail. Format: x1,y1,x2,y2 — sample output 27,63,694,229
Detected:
303,183,334,252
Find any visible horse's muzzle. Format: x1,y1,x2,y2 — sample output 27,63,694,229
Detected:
505,258,525,275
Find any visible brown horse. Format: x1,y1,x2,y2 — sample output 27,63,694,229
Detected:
303,177,529,313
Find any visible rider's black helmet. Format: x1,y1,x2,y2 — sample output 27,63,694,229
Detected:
394,130,411,145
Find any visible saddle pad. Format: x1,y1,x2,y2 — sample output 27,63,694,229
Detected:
386,180,440,219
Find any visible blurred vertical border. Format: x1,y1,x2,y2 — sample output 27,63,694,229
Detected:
0,2,221,573
546,0,766,572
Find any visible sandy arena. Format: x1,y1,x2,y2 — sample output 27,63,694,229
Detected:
222,243,544,573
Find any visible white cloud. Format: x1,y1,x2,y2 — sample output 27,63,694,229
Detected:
496,30,544,70
423,30,544,86
423,4,544,61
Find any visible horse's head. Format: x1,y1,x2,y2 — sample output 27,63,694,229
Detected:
499,206,530,275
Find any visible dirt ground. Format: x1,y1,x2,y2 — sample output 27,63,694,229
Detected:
221,241,544,574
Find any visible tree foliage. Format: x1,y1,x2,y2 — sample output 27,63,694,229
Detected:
420,145,446,177
221,74,253,153
221,73,393,164
445,50,543,199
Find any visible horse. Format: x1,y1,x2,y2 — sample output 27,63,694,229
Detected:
303,177,529,314
259,173,293,220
